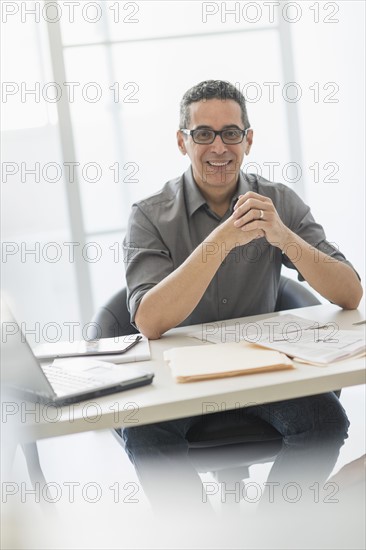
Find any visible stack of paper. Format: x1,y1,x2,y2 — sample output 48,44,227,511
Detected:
164,342,294,383
188,314,366,366
255,329,366,366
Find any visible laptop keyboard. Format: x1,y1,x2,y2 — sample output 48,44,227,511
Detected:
42,364,108,394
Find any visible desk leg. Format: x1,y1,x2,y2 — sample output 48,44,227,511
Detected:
21,442,59,515
21,442,47,489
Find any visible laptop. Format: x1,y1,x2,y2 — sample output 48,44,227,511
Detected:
1,301,154,406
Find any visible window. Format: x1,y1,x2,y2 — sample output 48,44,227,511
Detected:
56,1,297,319
4,1,362,341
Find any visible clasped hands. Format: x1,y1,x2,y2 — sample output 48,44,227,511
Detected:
230,191,292,250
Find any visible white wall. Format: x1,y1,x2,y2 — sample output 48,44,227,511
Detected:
292,1,365,286
1,1,365,336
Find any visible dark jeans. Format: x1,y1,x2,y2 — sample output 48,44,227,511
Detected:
123,392,349,514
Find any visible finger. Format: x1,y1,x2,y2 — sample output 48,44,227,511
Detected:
238,219,264,231
233,208,264,228
234,191,263,210
233,197,269,219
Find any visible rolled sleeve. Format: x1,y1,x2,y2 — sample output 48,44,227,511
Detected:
276,185,360,281
123,205,174,324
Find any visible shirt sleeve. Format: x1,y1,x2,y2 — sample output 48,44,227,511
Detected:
123,204,175,325
278,185,360,281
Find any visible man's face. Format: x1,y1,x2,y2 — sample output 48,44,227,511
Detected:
177,99,253,197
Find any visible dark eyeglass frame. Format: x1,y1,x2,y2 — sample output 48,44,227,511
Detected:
180,127,249,145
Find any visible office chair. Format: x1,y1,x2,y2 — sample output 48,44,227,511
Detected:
90,277,322,491
88,276,322,341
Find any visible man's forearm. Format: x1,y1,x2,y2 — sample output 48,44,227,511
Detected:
232,190,363,309
282,230,363,309
134,227,232,339
134,212,362,339
134,216,265,339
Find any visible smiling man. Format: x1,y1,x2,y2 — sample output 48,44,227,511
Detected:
122,80,362,515
178,99,250,215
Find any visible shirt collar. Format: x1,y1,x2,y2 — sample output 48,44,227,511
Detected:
230,171,252,211
183,166,251,217
184,167,207,217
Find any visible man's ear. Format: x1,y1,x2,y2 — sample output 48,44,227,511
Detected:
177,130,187,155
245,129,254,156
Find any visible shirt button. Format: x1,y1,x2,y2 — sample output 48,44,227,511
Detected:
222,298,228,304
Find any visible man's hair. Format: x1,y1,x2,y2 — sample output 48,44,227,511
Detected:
179,80,250,129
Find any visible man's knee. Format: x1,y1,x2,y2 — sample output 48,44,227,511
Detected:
122,424,163,453
318,394,350,439
299,392,350,441
122,425,142,452
265,393,349,439
122,419,189,456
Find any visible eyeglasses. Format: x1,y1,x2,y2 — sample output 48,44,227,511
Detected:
180,127,249,145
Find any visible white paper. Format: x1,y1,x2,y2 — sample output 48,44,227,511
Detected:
188,314,326,344
189,314,366,365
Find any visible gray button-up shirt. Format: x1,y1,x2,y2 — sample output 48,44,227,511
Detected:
123,167,357,327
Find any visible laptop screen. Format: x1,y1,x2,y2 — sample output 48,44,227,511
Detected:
1,300,56,400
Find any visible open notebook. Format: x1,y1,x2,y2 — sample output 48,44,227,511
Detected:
164,341,294,383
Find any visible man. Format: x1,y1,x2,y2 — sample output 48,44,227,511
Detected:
122,80,362,514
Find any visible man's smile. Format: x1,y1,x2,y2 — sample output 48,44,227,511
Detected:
206,160,232,167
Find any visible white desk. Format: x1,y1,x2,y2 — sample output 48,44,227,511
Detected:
16,304,366,443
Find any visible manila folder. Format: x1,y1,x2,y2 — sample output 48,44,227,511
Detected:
164,341,294,383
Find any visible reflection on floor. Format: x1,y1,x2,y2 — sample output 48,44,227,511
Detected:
2,385,365,549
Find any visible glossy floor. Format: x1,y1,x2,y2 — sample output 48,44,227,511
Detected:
3,385,365,549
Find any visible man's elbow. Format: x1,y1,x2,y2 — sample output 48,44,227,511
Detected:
340,284,363,310
134,311,163,340
138,326,162,340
